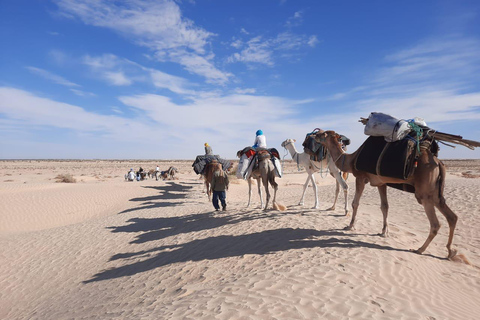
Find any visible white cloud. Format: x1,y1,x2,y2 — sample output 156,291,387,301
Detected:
26,66,80,87
104,71,132,86
83,53,195,94
0,86,320,158
55,0,230,84
285,10,303,27
228,32,318,66
70,88,96,97
234,88,256,94
228,36,274,66
307,35,319,47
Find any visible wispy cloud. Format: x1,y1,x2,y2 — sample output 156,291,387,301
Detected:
83,53,195,94
234,88,256,94
285,10,303,28
54,0,231,84
70,88,96,97
228,31,318,67
26,66,80,87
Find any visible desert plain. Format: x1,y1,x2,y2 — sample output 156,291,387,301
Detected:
1,159,480,319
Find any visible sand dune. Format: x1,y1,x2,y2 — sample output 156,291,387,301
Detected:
1,160,479,319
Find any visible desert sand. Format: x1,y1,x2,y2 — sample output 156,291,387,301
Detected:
1,159,480,319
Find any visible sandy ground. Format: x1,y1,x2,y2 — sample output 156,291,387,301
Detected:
1,159,480,319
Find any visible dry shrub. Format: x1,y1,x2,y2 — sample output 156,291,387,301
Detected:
462,171,480,178
55,174,77,183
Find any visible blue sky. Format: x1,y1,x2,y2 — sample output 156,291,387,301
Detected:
1,0,479,159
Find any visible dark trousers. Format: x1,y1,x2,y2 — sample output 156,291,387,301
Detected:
212,191,226,210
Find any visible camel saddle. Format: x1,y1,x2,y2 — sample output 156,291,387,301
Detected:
354,135,418,180
192,155,232,175
303,130,350,162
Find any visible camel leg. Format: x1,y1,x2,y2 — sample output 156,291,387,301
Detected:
310,173,319,209
328,179,340,211
262,175,271,210
412,200,440,255
347,178,366,230
269,173,279,209
247,178,252,207
328,161,349,215
435,200,458,259
299,174,311,206
377,185,389,237
206,181,211,201
257,177,264,209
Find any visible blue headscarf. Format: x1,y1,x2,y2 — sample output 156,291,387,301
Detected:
256,129,263,136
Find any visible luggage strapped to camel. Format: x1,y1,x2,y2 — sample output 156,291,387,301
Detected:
192,155,232,175
303,128,351,162
356,112,452,190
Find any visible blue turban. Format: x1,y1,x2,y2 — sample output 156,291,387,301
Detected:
256,129,263,136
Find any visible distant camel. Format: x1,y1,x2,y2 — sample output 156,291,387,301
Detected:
237,149,284,211
314,129,480,259
161,167,178,181
203,160,223,200
281,138,349,214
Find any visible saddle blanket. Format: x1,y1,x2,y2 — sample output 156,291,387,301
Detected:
192,155,232,175
236,148,282,179
354,136,417,180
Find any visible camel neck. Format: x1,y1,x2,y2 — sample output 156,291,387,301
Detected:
326,138,351,173
285,142,300,160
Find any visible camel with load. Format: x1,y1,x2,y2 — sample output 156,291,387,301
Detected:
281,138,349,214
313,128,480,259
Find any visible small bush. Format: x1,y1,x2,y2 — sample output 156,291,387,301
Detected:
55,174,77,183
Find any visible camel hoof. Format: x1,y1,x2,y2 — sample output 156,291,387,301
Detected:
409,249,422,255
377,233,387,238
448,249,458,260
326,207,335,211
343,226,354,231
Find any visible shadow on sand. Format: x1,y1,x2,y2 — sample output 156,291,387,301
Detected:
118,182,195,214
84,226,409,283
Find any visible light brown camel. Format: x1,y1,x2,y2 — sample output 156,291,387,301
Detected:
314,130,470,259
161,166,178,180
237,149,283,211
203,160,223,200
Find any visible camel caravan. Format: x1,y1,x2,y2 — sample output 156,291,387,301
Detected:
190,114,480,260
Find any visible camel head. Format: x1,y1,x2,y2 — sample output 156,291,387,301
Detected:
314,130,341,145
281,139,296,148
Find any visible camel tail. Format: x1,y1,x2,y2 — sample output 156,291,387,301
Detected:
273,202,287,211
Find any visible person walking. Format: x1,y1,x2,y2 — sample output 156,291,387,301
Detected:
211,167,229,211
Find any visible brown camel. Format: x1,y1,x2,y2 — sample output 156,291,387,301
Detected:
237,149,282,210
203,160,223,200
161,166,178,180
314,130,475,259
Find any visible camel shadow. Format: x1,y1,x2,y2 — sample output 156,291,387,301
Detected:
84,228,407,283
118,182,193,213
109,210,271,244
